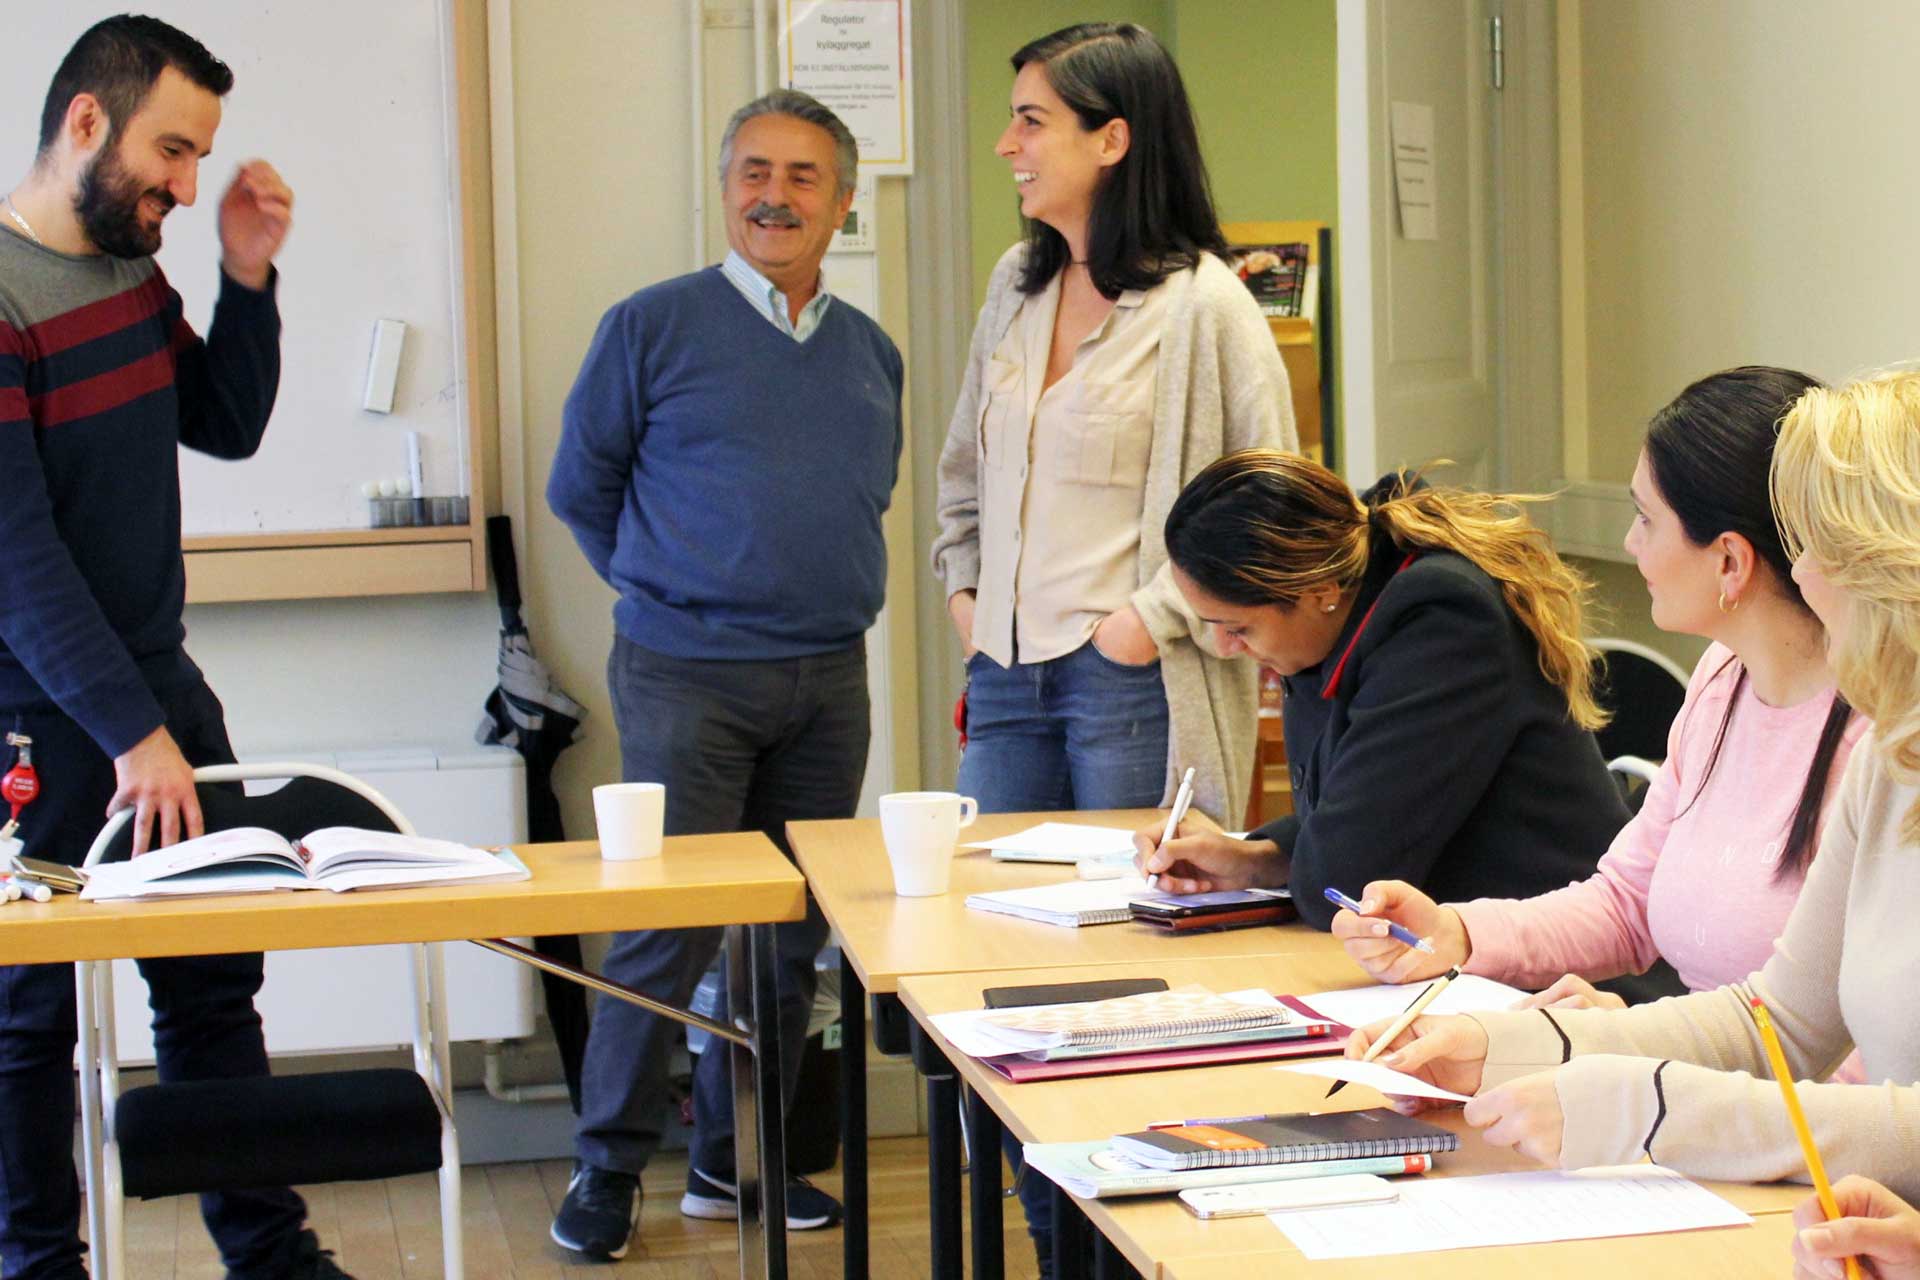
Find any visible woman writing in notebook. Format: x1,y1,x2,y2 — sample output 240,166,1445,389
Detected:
1331,367,1863,1012
931,21,1292,835
1133,450,1627,928
1343,370,1920,1207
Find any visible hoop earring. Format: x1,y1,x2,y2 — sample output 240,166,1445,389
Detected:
1718,590,1740,615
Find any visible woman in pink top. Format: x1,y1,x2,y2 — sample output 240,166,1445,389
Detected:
1332,366,1862,1009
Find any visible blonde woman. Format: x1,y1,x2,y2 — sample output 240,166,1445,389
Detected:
1343,370,1920,1204
1135,451,1626,926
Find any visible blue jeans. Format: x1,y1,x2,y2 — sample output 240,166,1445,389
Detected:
955,639,1167,1266
956,639,1170,814
575,636,867,1179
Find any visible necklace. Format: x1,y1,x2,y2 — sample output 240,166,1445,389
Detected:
2,196,42,246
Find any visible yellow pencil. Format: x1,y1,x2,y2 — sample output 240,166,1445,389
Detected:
1749,995,1860,1280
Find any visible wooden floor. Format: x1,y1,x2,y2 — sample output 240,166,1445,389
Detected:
116,1137,1045,1279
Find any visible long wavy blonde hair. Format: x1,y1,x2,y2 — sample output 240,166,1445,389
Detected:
1771,370,1920,840
1164,450,1607,729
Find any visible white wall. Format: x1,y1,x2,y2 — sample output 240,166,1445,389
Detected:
1569,0,1920,484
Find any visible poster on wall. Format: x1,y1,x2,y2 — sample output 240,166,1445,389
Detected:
779,0,913,176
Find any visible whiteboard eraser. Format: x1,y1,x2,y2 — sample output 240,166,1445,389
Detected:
363,318,407,413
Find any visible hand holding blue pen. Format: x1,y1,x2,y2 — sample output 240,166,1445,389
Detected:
1324,887,1435,954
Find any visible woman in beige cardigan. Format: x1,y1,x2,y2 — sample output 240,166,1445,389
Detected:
1339,370,1920,1215
932,21,1293,836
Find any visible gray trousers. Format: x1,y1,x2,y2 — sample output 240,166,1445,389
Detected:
575,635,868,1176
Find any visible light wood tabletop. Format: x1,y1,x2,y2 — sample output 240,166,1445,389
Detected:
899,954,1813,1280
788,811,1341,992
0,833,807,963
1161,1209,1801,1280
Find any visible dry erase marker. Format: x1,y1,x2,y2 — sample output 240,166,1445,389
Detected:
1323,887,1435,953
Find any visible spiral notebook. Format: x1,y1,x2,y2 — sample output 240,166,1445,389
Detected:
963,876,1150,928
1109,1108,1458,1170
979,986,1298,1051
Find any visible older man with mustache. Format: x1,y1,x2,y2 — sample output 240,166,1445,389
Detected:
546,89,902,1260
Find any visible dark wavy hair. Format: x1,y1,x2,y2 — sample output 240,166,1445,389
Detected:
39,15,232,153
1642,366,1855,881
1009,23,1227,299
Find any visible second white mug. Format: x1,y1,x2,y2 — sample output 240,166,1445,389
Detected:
877,790,979,896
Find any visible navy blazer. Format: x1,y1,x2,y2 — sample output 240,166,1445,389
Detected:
1254,531,1629,930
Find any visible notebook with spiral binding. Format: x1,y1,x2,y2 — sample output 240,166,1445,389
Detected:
978,986,1298,1051
1109,1108,1458,1171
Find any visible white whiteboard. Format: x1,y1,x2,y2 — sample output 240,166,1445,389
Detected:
0,1,470,535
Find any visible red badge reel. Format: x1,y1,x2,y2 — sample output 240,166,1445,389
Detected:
2,731,39,839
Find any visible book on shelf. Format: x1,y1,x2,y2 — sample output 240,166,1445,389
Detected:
1020,1139,1434,1199
78,826,530,901
1110,1108,1458,1171
1229,242,1310,317
979,985,1300,1051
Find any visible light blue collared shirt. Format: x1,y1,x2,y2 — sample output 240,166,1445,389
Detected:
720,250,833,342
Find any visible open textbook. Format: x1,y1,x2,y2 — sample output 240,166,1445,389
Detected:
79,827,529,900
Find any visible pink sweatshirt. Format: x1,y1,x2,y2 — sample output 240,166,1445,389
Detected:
1456,642,1864,994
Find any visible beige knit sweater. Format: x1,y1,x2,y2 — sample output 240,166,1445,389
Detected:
1468,735,1920,1200
931,246,1296,827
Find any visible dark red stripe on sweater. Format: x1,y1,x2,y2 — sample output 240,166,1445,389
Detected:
29,347,173,426
24,272,169,358
0,321,23,360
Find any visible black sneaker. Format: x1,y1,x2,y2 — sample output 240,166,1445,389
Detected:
282,1228,356,1280
680,1167,844,1230
550,1161,641,1260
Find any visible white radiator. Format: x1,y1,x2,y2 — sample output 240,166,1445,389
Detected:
108,743,538,1063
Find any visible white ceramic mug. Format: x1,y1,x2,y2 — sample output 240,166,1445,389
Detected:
878,791,979,897
594,782,665,860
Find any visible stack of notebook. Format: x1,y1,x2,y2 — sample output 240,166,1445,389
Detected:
1109,1109,1458,1170
965,986,1347,1081
1021,1139,1436,1199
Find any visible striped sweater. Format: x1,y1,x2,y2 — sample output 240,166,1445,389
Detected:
0,227,279,756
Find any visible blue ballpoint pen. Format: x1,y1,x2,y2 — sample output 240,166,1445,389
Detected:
1323,887,1436,954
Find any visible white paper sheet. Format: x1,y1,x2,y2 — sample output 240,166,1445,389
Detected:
961,822,1139,861
1270,1165,1751,1259
928,989,1283,1061
1273,1059,1472,1103
1294,974,1528,1031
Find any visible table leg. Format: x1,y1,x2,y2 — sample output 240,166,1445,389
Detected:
839,950,868,1280
965,1086,1005,1280
912,1021,963,1280
727,923,789,1280
1051,1182,1089,1280
1091,1231,1137,1279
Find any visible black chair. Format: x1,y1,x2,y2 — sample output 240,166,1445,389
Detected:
1591,639,1689,811
76,763,462,1279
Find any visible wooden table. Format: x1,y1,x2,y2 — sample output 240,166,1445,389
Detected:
788,811,1345,1280
11,835,807,1280
900,954,1811,1280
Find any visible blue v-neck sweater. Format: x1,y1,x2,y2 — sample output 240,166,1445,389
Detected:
548,267,902,660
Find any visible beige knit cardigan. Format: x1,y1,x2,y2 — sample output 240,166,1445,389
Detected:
931,245,1297,826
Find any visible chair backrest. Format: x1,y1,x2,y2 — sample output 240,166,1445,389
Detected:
1590,639,1690,766
86,762,411,866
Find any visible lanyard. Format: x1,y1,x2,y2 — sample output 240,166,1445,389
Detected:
1319,553,1419,701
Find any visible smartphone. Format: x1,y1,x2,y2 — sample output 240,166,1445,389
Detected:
1178,1174,1397,1219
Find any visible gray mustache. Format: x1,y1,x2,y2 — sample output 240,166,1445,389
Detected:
746,202,802,227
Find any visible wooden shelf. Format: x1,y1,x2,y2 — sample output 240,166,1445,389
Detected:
185,534,481,604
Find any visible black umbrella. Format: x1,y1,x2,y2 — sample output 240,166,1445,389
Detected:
477,515,591,1113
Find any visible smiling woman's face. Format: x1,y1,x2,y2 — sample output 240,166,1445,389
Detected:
994,61,1113,233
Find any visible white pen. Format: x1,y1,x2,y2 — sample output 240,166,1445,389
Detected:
1149,766,1196,890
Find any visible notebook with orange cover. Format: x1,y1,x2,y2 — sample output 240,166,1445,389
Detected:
1109,1109,1457,1170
